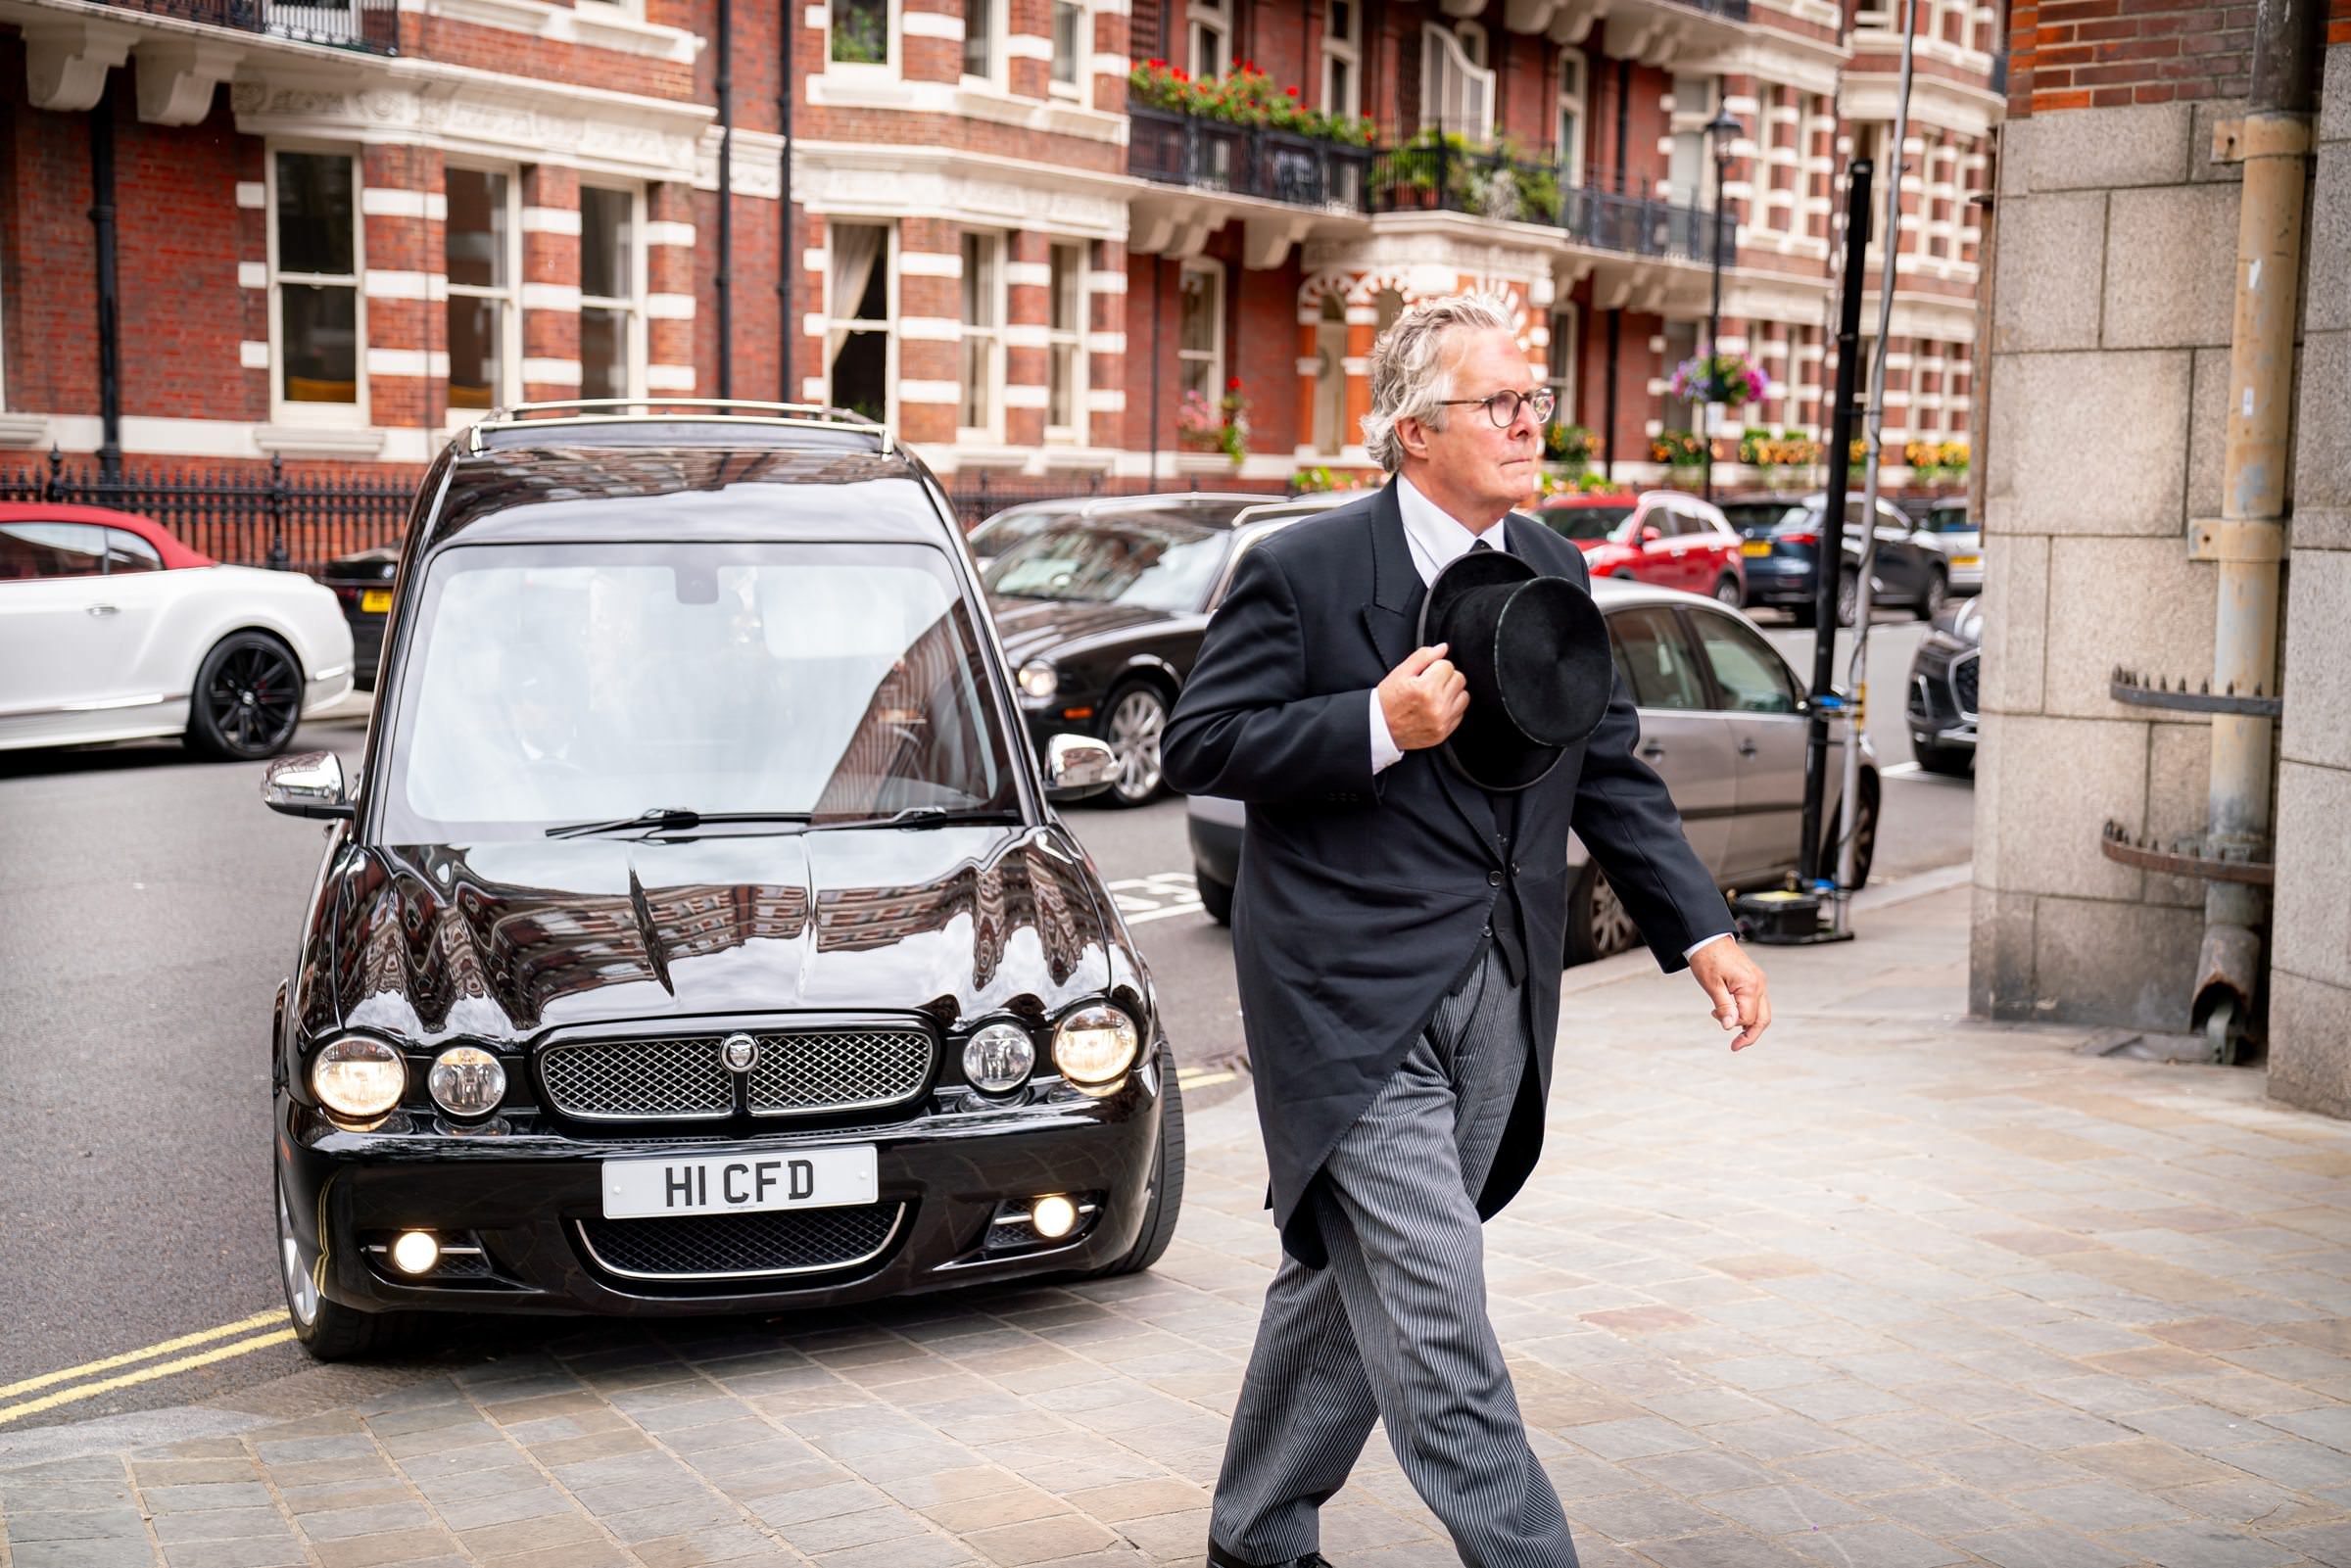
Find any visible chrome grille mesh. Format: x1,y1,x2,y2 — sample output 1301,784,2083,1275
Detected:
747,1030,931,1116
538,1029,935,1121
540,1037,732,1121
1952,651,1981,718
575,1204,905,1280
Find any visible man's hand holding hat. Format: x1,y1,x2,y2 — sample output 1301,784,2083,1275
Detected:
1377,642,1469,751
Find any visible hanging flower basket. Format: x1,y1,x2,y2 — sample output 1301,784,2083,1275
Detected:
1670,353,1768,409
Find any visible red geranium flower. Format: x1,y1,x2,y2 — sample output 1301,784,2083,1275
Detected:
1226,376,1242,391
1284,85,1299,96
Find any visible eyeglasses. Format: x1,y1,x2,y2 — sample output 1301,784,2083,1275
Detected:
1432,387,1557,429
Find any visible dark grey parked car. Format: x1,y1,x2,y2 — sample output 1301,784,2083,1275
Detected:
1734,494,1951,626
1906,594,1981,776
1188,581,1879,962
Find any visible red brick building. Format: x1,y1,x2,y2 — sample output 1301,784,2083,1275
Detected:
0,0,2000,509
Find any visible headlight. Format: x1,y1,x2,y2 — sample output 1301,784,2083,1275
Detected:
1052,1005,1139,1085
963,1022,1035,1093
427,1045,506,1117
312,1036,406,1118
1017,660,1059,701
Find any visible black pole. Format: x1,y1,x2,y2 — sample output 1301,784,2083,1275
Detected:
714,0,733,398
777,0,793,402
88,86,122,483
1601,309,1618,480
1798,156,1872,889
1147,256,1164,489
1611,58,1629,193
1703,147,1725,501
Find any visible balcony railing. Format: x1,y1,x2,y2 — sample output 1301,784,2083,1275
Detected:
97,0,400,53
1671,0,1751,17
1128,105,1372,215
1369,139,1734,266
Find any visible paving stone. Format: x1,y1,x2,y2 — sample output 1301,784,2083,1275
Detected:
295,1504,439,1541
1693,1485,1871,1534
1870,1486,2039,1537
149,1511,293,1545
2012,1479,2190,1531
1636,1532,1815,1567
0,1510,154,1543
1786,1522,1971,1567
1566,1488,1731,1544
1956,1526,2142,1567
8,1541,163,1568
959,1513,1120,1567
2100,1521,2311,1567
160,1539,310,1568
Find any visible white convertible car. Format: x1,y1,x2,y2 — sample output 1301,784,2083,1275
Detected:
0,503,355,760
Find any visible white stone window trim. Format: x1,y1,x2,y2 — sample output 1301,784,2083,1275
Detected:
1049,0,1087,100
1322,0,1362,120
959,229,1006,444
443,159,525,416
961,0,1006,89
825,219,898,426
1547,305,1578,429
1557,50,1586,188
1187,0,1227,81
579,181,649,402
1044,242,1088,444
265,140,368,430
1177,257,1224,409
827,0,900,75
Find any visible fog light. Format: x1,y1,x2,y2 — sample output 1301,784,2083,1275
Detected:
428,1045,505,1117
1031,1195,1079,1240
390,1231,440,1275
963,1022,1035,1093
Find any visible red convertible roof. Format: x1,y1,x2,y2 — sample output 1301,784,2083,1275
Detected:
0,501,214,569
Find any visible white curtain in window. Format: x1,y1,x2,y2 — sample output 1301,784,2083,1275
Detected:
827,225,885,368
1420,24,1493,141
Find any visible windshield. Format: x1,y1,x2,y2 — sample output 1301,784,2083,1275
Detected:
1540,505,1634,543
1719,502,1803,537
967,505,1077,556
981,519,1229,612
376,542,1019,841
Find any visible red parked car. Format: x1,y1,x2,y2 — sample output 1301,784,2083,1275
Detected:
1534,491,1747,607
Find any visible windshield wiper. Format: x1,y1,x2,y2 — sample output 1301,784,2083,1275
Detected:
807,805,1025,831
545,808,814,839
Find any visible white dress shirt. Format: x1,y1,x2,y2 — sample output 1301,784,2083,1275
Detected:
1367,475,1730,963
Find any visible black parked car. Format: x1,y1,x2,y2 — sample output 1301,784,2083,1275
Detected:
967,491,1259,570
260,404,1184,1358
984,491,1353,807
320,544,400,687
1729,493,1950,625
1906,594,1981,775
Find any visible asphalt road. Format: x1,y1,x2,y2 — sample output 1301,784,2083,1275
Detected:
0,612,1968,1435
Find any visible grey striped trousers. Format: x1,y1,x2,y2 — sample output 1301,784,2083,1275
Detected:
1210,942,1579,1568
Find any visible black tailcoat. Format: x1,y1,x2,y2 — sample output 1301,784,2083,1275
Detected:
1161,480,1730,1265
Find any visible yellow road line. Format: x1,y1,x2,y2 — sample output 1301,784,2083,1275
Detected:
1177,1069,1236,1088
0,1329,297,1428
0,1309,291,1402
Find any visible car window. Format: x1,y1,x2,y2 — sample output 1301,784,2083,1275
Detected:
0,522,108,580
1924,506,1973,534
1607,607,1707,711
379,541,1019,839
968,506,1076,555
1539,504,1634,543
982,519,1229,612
1688,611,1803,714
1207,520,1293,610
101,528,163,573
1720,501,1799,536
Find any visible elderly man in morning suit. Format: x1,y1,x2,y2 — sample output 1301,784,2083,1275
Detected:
1162,293,1773,1568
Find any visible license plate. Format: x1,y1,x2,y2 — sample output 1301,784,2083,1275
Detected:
601,1146,878,1219
360,589,392,613
1741,540,1772,557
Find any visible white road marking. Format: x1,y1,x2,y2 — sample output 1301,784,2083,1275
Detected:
1881,761,1923,777
1106,872,1203,924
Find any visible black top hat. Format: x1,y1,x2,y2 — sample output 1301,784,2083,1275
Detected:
1415,546,1613,792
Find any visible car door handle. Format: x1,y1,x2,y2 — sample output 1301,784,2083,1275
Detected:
1641,742,1666,760
1738,739,1758,757
85,603,120,617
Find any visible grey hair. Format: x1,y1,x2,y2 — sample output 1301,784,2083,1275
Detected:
1361,293,1517,472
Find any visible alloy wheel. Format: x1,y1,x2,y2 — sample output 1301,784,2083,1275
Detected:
278,1180,320,1328
1714,575,1743,607
1106,689,1167,805
206,642,301,758
1588,869,1639,959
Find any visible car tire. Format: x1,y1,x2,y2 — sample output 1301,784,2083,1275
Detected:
1818,777,1880,890
1835,570,1860,628
1712,573,1743,608
1093,1051,1186,1277
1195,868,1234,926
1788,601,1817,629
1097,682,1171,809
1913,739,1974,777
187,631,305,761
1916,565,1949,621
1563,861,1641,967
277,1172,408,1362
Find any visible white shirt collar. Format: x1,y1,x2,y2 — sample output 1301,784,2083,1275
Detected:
1394,474,1509,588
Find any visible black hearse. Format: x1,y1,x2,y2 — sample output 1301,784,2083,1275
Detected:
262,403,1183,1358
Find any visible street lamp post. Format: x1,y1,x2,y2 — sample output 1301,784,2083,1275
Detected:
1702,105,1743,503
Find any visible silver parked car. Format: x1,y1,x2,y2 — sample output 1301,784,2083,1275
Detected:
1186,581,1879,962
1916,499,1983,596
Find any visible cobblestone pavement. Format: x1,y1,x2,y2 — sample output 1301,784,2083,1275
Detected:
4,880,2348,1568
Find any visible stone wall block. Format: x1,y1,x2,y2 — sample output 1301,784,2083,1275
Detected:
2272,758,2351,992
2102,184,2239,351
1988,351,2191,535
2292,331,2351,513
2026,103,2193,192
2029,895,2203,1029
1979,532,2048,716
1970,885,2039,1020
2324,41,2351,146
1998,119,2036,200
1988,714,2149,901
2269,972,2351,1118
2042,538,2217,718
2280,549,2351,770
1991,191,2106,354
2143,721,2212,910
2302,149,2349,336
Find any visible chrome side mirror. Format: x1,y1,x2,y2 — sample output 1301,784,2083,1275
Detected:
262,751,354,820
1043,733,1117,802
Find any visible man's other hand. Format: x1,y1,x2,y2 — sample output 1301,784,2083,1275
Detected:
1378,643,1469,751
1690,940,1771,1051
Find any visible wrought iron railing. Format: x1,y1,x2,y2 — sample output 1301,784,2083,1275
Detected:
93,0,400,53
1369,138,1734,266
2,449,417,576
1128,106,1373,215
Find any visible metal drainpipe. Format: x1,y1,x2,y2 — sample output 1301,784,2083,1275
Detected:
714,0,733,398
89,84,122,483
778,0,793,402
2191,0,2325,1055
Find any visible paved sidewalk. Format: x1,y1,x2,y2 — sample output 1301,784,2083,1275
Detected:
4,879,2349,1568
